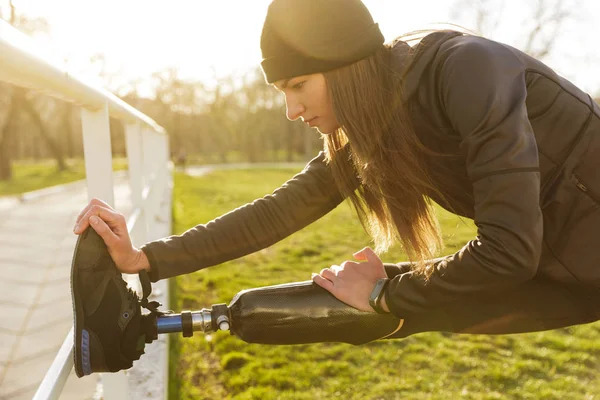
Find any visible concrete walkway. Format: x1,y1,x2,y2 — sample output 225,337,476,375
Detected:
0,173,149,400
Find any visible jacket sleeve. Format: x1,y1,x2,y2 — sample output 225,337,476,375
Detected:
141,151,348,282
386,36,544,317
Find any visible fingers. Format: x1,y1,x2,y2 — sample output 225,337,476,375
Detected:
319,267,336,282
353,248,367,261
74,205,126,235
75,198,113,224
88,214,119,247
353,247,382,265
312,273,334,292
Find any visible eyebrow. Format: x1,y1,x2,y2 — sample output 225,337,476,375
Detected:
278,78,292,90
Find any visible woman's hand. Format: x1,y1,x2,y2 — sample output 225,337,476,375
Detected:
73,198,150,274
312,247,389,313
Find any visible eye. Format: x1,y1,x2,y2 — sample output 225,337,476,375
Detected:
292,81,305,90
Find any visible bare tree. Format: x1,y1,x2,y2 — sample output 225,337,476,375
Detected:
22,95,67,170
112,66,318,165
521,0,577,59
450,0,580,60
0,84,17,180
450,0,506,37
0,1,20,180
0,0,69,179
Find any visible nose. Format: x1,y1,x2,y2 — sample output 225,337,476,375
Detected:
284,94,305,121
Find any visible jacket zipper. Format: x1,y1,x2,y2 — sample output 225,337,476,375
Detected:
574,176,600,205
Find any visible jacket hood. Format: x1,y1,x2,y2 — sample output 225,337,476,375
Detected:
390,30,464,99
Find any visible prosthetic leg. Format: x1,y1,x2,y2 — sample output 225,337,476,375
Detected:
152,280,404,345
148,272,600,343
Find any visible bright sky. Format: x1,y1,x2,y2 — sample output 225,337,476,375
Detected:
5,0,600,97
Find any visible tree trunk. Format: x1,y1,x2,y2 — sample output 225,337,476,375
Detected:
286,123,294,163
62,105,75,158
0,132,13,180
21,96,67,171
0,86,18,181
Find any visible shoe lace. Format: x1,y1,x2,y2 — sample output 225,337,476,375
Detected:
138,270,169,316
141,297,165,316
116,272,166,316
116,271,168,346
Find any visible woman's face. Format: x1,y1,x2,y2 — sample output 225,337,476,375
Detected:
273,73,340,134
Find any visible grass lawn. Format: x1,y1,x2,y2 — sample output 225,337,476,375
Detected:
0,158,128,197
170,168,600,400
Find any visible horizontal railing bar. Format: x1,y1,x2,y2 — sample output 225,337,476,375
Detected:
0,20,165,135
32,327,75,400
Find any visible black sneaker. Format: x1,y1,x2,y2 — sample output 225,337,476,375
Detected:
71,227,158,377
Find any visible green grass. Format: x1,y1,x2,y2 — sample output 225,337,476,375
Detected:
170,168,600,400
0,158,128,196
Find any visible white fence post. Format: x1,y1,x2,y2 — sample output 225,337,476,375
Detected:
81,104,115,206
125,122,147,248
81,104,130,399
142,128,155,231
125,122,144,211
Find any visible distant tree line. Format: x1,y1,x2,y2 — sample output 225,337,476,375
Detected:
0,0,598,182
0,2,321,182
0,64,323,181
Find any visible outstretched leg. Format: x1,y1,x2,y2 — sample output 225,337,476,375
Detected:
383,263,599,338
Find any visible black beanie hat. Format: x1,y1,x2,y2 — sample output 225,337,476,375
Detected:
260,0,385,83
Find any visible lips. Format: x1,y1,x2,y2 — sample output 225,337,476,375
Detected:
305,117,318,127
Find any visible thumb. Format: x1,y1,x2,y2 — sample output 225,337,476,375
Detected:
353,247,382,265
89,215,119,248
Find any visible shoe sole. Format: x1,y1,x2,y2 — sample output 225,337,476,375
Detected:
70,228,94,377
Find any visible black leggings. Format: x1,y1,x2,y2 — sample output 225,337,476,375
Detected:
383,264,600,338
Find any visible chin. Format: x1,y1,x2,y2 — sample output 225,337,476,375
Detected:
316,124,339,135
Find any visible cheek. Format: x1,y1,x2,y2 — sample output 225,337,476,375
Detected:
321,92,338,125
318,91,334,116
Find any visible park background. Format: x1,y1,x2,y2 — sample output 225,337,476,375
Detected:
1,1,600,399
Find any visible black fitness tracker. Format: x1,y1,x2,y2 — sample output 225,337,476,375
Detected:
369,278,390,314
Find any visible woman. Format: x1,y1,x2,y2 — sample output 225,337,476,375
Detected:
74,0,600,336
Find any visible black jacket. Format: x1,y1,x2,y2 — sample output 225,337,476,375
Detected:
142,31,600,320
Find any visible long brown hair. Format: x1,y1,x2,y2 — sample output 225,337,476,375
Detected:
323,42,442,274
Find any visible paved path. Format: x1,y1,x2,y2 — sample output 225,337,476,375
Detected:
0,174,137,400
184,162,305,177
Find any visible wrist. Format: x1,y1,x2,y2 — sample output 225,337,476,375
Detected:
380,292,390,313
369,278,391,314
135,248,151,273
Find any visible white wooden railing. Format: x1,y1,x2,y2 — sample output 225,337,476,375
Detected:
0,20,172,399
